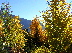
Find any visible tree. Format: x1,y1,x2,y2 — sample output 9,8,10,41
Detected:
24,16,43,53
5,16,25,53
0,17,7,53
0,3,26,53
30,16,48,42
30,16,45,46
26,16,49,53
66,14,72,53
41,0,72,53
0,3,9,52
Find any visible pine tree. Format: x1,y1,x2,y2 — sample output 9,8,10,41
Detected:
41,0,72,52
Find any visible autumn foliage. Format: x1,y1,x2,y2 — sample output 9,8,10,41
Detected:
29,17,47,43
0,0,72,53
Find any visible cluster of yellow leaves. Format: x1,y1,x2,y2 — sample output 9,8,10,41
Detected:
30,18,40,37
31,45,50,53
30,17,48,43
41,0,72,53
0,19,4,36
0,15,26,53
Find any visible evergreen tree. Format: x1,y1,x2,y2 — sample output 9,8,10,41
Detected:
41,0,72,53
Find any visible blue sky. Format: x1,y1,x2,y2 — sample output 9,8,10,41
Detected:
0,0,72,20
